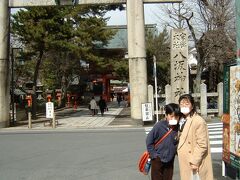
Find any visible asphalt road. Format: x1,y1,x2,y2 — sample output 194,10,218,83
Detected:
0,128,235,180
0,128,148,180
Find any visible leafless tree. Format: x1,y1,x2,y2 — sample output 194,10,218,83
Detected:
155,0,235,92
196,0,235,91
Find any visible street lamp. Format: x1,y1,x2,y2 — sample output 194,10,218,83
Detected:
10,47,22,126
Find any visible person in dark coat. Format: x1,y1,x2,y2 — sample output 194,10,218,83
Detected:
98,96,106,116
146,103,181,180
117,94,122,107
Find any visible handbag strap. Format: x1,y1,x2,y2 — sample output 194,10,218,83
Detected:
154,128,173,148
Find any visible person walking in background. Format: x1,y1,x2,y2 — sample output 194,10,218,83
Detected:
117,94,122,107
110,93,114,101
178,94,214,180
146,103,181,180
98,96,107,116
89,96,97,116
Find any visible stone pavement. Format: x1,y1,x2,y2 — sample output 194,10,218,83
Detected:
3,101,144,131
2,100,221,131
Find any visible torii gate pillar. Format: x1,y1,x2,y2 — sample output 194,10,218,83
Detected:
0,0,10,128
127,0,147,119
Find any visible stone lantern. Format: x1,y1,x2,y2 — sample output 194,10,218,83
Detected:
36,80,44,100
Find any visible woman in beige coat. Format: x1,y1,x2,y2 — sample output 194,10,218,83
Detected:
177,94,214,180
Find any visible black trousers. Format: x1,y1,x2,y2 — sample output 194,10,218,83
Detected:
151,157,174,180
100,108,104,115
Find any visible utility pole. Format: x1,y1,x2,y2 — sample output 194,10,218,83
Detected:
153,56,159,122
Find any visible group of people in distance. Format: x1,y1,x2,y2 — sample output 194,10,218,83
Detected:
89,94,126,116
89,96,107,116
146,94,213,180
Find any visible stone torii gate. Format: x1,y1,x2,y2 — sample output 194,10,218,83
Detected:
0,0,181,127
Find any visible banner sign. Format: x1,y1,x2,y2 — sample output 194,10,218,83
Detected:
229,66,240,169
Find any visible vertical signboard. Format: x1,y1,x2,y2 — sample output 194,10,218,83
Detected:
229,66,240,169
170,29,189,103
46,102,54,119
222,64,231,163
142,103,153,121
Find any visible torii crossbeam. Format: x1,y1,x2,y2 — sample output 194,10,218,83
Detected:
9,0,182,7
0,0,182,127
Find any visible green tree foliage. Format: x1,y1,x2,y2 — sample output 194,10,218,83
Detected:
112,59,129,80
146,27,171,92
11,5,123,116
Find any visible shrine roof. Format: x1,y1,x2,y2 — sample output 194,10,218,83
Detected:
95,24,157,50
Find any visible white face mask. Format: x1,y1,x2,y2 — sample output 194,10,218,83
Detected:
181,107,190,114
169,119,178,125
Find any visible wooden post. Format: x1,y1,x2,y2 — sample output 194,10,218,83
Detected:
28,112,32,128
52,113,56,128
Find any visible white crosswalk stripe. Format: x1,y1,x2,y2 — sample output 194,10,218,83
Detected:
144,122,223,154
207,122,222,153
209,131,222,135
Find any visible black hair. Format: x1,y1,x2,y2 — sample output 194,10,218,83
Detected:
178,94,196,117
164,103,181,117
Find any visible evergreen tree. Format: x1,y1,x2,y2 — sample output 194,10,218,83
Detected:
146,27,171,92
11,5,123,117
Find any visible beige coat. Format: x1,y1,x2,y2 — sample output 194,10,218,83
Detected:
177,114,214,180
